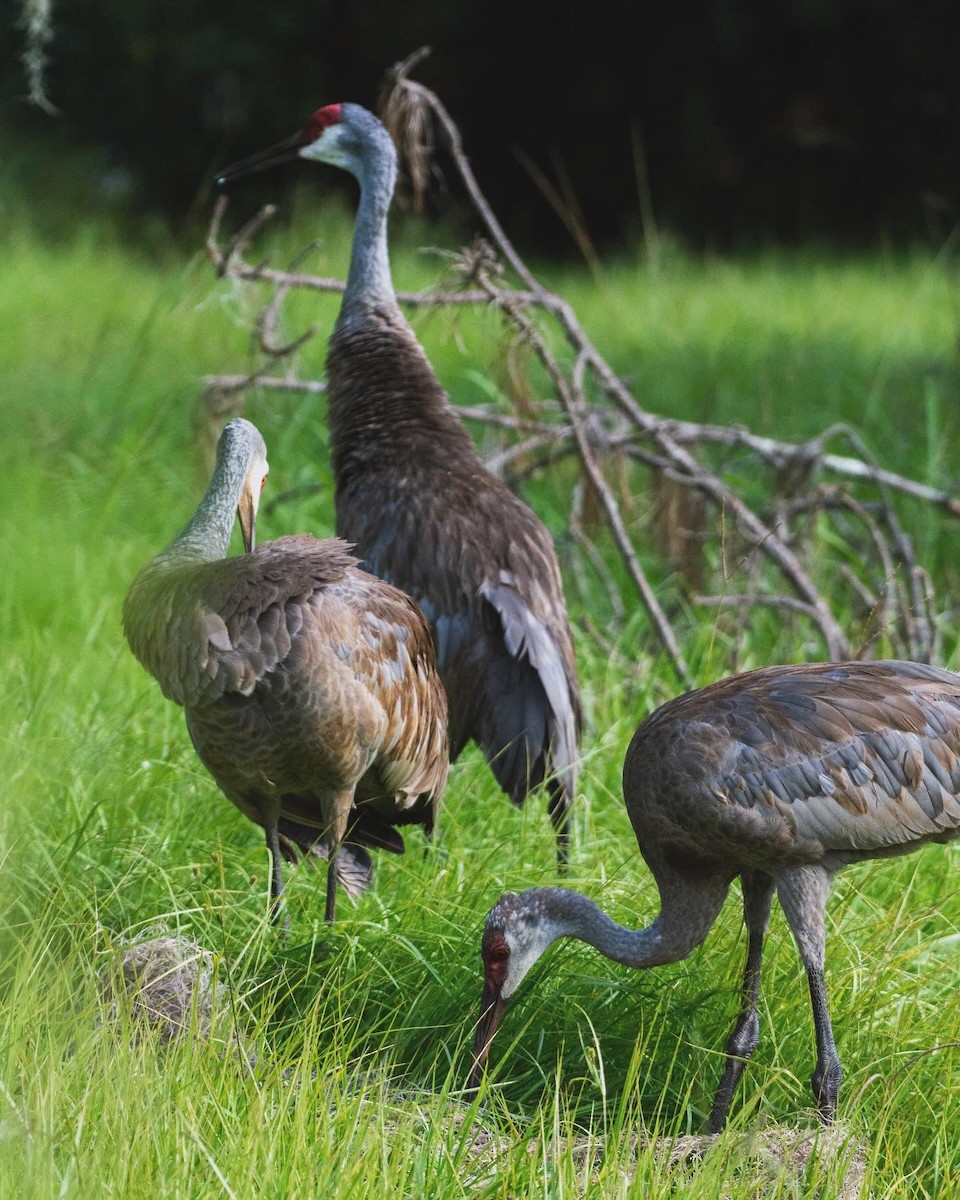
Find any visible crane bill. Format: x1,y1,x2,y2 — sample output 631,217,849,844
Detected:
465,981,510,1091
237,490,257,553
216,132,305,186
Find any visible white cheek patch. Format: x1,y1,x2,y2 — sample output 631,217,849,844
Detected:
300,125,349,167
501,918,564,998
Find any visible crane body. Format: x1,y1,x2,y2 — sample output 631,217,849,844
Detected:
469,659,960,1128
124,418,448,922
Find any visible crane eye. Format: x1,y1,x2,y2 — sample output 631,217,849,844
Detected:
489,946,510,963
260,473,269,494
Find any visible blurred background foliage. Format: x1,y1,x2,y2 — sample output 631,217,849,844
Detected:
3,0,958,252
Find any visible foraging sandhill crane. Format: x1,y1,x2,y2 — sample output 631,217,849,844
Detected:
468,659,960,1128
217,103,581,865
123,418,448,922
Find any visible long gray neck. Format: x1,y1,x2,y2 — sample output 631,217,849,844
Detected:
532,884,726,970
561,892,673,968
340,147,399,326
157,444,248,565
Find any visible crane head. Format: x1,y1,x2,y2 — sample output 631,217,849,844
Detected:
217,418,269,553
216,105,342,185
466,889,566,1091
217,104,393,186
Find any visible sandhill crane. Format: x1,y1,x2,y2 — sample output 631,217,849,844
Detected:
467,659,960,1128
217,103,582,866
123,418,448,923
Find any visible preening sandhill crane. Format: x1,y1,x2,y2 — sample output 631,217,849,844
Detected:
468,659,960,1128
123,418,448,923
217,103,582,866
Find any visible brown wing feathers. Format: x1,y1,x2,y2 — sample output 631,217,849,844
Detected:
126,537,358,707
126,514,449,909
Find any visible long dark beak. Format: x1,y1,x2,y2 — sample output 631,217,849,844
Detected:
465,979,509,1092
237,489,257,553
216,132,304,186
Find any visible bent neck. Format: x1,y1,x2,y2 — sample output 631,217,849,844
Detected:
562,891,671,968
159,446,249,565
514,883,726,978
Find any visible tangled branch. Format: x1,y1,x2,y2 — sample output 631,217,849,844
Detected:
203,48,959,678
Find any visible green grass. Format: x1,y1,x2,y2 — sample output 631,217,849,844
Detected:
3,198,960,1197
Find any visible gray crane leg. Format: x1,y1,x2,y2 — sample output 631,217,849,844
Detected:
325,846,339,924
264,822,290,930
776,865,842,1122
806,965,842,1120
323,793,355,923
546,780,571,871
709,870,776,1132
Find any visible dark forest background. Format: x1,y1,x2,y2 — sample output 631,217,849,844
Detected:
2,0,958,252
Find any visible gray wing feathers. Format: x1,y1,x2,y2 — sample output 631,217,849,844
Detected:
724,675,960,854
633,662,960,868
167,601,289,706
483,580,579,798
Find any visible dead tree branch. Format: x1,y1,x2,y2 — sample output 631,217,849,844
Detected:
202,49,960,673
478,271,691,681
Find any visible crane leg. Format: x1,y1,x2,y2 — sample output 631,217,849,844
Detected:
776,865,842,1123
324,846,339,923
709,870,775,1132
264,821,290,931
805,966,842,1121
421,805,439,859
323,792,355,924
546,779,571,871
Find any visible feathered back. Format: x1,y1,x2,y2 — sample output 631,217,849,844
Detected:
327,298,581,809
124,536,359,707
626,659,960,867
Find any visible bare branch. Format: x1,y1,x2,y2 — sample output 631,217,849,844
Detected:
456,406,563,436
204,373,327,397
256,278,318,358
382,50,539,290
484,432,573,478
696,593,824,621
478,274,692,683
201,55,959,673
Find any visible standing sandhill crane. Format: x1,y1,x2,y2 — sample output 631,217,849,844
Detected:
468,660,960,1128
123,418,448,923
217,104,582,866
